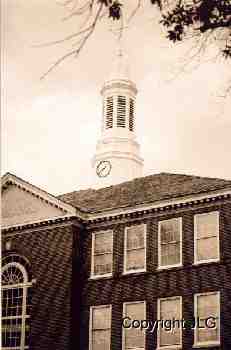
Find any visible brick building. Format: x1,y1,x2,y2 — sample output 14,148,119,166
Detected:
2,48,231,350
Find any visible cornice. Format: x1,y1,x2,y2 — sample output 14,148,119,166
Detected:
100,79,137,95
2,215,82,235
86,191,231,224
2,189,231,233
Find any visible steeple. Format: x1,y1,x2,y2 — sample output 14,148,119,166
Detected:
92,44,143,188
107,44,130,81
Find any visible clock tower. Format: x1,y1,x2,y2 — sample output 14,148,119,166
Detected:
92,46,143,188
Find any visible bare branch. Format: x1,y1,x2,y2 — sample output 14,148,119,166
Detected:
40,1,103,79
127,0,142,24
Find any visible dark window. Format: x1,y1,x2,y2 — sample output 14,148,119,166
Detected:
129,98,135,131
117,95,126,128
105,96,113,129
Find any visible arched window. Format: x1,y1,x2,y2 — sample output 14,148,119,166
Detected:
2,256,32,350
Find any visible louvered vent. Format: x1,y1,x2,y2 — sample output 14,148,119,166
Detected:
129,98,135,131
105,96,113,129
117,95,126,128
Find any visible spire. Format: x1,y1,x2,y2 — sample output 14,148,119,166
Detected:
106,42,131,82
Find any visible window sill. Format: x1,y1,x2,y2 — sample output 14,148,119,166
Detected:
122,269,146,276
193,341,220,348
157,264,182,271
89,273,112,280
193,259,220,266
156,345,182,350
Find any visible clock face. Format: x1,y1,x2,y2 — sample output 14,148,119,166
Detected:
96,160,112,178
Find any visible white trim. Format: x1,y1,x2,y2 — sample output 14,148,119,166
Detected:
89,304,112,350
1,346,29,350
2,262,32,350
193,291,220,348
123,223,147,275
2,173,78,216
122,300,146,350
2,214,77,230
2,184,231,229
194,211,220,265
90,230,113,279
88,189,231,221
158,218,182,270
157,296,182,350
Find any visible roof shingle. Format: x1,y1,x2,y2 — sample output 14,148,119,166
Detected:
58,173,231,213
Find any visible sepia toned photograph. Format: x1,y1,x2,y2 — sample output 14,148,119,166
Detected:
1,1,231,349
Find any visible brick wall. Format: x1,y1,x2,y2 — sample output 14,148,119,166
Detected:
2,222,81,350
80,200,231,350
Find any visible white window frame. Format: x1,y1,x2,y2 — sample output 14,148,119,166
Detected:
89,304,112,350
123,223,147,275
90,230,113,279
157,296,182,350
122,301,146,350
194,291,220,348
194,211,220,265
158,217,183,270
2,262,32,350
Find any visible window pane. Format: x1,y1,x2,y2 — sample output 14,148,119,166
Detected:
124,302,145,350
125,327,145,349
92,307,111,329
92,330,110,350
159,219,181,267
25,317,31,347
2,318,22,347
127,226,145,250
159,298,181,347
160,328,181,347
126,248,145,270
198,326,219,343
93,231,113,276
125,302,145,320
94,254,112,275
197,237,218,261
161,242,180,266
95,232,113,254
160,219,180,243
196,293,220,344
197,294,219,319
196,212,218,239
92,306,111,350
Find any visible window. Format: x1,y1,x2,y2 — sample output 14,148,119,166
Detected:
124,224,146,273
123,301,146,350
194,211,219,264
2,256,32,350
117,95,126,128
105,96,113,129
90,305,111,350
194,292,220,347
129,98,134,131
158,218,182,269
91,231,113,278
157,296,182,349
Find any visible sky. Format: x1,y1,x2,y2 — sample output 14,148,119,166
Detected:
2,0,231,195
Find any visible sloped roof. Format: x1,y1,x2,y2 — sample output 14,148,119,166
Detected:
58,173,231,214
